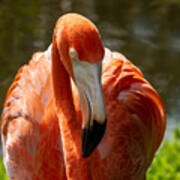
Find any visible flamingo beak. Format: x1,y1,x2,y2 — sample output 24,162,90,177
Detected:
81,65,106,157
70,48,106,157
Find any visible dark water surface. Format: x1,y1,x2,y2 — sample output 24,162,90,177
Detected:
0,0,180,134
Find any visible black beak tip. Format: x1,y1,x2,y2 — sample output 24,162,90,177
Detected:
82,119,107,158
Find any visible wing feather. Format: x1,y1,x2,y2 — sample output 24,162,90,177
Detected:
1,51,53,179
97,48,166,179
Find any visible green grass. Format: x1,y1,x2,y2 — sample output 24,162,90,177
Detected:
0,157,8,180
0,128,180,180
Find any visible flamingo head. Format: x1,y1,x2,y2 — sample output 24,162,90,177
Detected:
53,13,106,157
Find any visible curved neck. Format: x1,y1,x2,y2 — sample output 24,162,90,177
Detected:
52,39,90,179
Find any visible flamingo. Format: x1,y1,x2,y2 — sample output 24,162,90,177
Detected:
1,13,166,180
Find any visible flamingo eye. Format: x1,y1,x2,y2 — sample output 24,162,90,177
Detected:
70,48,78,61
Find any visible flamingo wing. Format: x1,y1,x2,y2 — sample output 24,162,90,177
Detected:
1,48,65,179
90,48,166,180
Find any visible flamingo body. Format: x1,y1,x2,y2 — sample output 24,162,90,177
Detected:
1,14,166,180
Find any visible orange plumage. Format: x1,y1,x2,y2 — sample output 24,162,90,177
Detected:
1,13,166,180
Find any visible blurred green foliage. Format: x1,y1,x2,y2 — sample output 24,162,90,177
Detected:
0,157,8,180
0,128,179,180
147,128,180,180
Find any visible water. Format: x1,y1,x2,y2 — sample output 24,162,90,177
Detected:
0,0,180,134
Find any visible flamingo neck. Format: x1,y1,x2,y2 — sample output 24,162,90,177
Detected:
52,41,91,180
